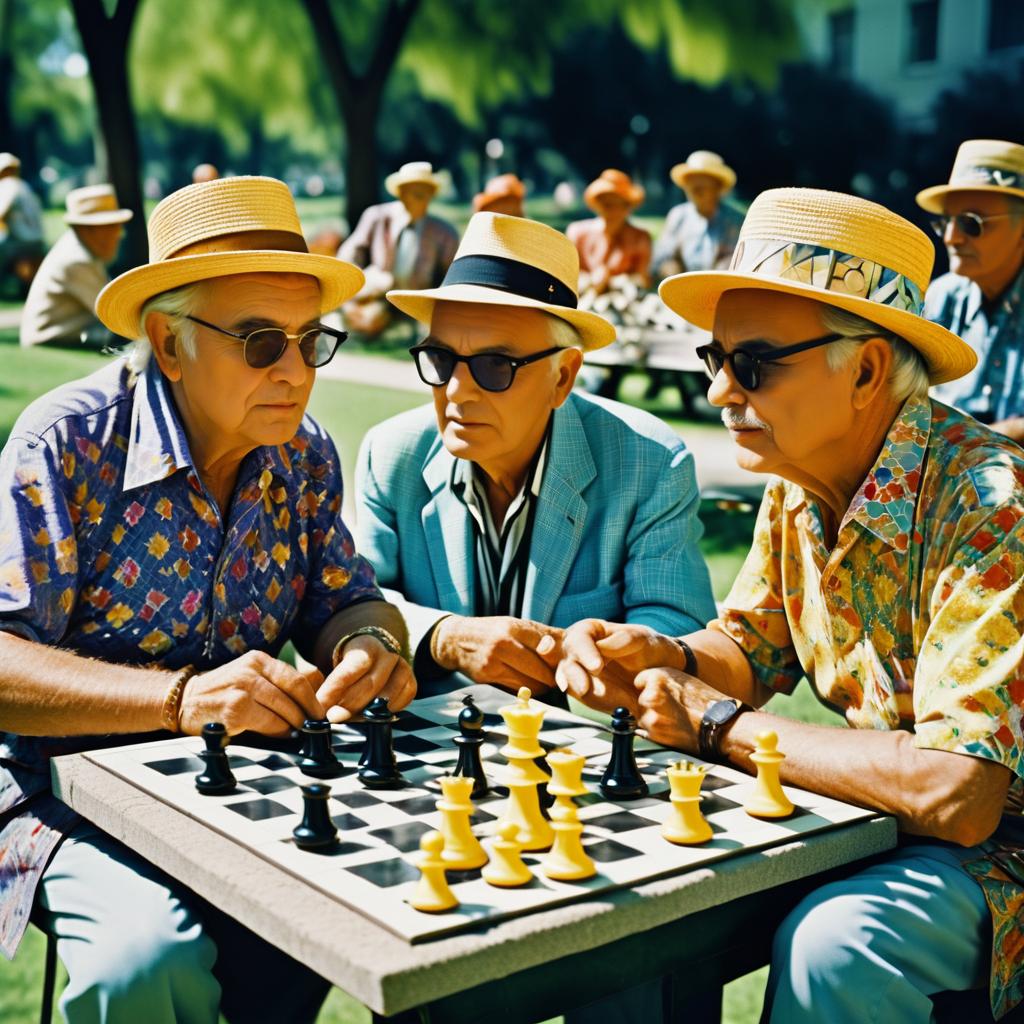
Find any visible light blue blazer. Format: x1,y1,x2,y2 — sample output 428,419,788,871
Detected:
354,391,717,653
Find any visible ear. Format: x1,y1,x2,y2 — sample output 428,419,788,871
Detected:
145,311,184,383
551,348,584,407
850,337,892,411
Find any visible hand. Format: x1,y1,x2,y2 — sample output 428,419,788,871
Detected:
992,417,1024,443
317,636,416,724
432,615,563,696
180,650,325,737
634,666,731,752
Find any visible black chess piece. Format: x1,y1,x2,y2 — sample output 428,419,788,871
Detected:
195,723,237,795
358,696,403,789
599,706,648,800
297,719,345,779
453,694,489,797
292,783,339,851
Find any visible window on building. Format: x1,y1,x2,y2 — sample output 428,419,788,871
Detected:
906,0,940,64
989,0,1024,51
829,9,856,74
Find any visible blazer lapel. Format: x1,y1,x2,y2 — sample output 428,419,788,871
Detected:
421,443,475,615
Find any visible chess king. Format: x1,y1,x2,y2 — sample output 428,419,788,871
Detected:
0,176,416,1022
559,189,1024,1021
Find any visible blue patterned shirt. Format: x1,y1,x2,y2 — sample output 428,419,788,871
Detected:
652,201,744,278
0,357,381,957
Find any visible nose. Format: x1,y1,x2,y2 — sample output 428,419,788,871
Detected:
445,359,480,401
706,362,746,408
269,337,310,386
944,216,966,246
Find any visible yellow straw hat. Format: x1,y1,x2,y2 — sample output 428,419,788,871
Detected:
916,139,1024,213
659,187,976,386
670,151,736,193
64,185,133,226
96,176,364,340
583,168,645,211
387,212,616,351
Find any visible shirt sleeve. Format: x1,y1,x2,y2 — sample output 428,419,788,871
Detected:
709,478,803,694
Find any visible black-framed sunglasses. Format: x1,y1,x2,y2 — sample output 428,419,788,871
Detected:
184,315,347,369
695,332,844,392
928,212,1014,240
409,344,563,393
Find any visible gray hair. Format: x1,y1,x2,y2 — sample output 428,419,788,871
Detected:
127,281,206,375
544,313,583,350
820,305,930,402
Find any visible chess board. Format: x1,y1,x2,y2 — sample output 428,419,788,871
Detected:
81,688,877,943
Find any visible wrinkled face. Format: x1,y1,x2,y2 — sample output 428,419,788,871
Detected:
163,272,320,450
398,182,436,220
707,290,857,476
426,302,579,467
941,191,1024,283
594,192,631,228
76,223,124,264
683,173,724,218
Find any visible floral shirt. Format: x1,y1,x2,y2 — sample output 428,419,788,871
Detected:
0,358,381,958
712,395,1024,1017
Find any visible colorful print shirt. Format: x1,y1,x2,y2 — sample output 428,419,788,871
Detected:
0,358,382,958
712,395,1024,1017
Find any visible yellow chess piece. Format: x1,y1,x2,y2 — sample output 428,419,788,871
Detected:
541,749,596,880
498,687,554,851
482,821,534,887
744,731,795,819
409,831,458,912
500,686,546,761
662,761,713,845
437,775,488,870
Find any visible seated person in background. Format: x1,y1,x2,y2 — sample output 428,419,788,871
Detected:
338,161,459,336
919,139,1024,441
0,175,414,1023
0,152,44,295
560,188,1024,1023
472,173,526,217
355,211,715,698
191,162,220,184
20,185,131,349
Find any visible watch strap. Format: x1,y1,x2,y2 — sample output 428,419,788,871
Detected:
699,699,750,762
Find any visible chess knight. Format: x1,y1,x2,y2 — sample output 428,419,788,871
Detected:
560,189,1024,1020
0,176,415,1021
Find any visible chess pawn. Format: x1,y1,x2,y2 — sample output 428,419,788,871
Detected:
662,761,713,845
409,831,459,913
744,731,795,819
436,775,488,870
499,686,546,761
482,822,534,888
195,722,236,795
541,797,596,881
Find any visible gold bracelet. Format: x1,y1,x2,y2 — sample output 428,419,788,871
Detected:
331,625,408,667
162,665,197,733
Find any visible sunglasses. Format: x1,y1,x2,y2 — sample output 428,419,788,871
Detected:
928,212,1014,239
185,315,347,369
695,333,843,391
410,344,563,392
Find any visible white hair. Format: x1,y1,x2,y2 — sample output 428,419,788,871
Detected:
544,313,583,350
819,304,930,403
127,281,206,375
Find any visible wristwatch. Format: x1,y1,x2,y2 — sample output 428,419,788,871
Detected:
699,699,750,762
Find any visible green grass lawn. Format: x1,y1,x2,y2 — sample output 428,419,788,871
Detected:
0,331,837,1023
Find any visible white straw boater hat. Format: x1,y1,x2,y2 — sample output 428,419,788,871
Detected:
387,212,616,351
670,151,736,193
96,176,364,340
916,139,1024,213
385,161,443,197
65,185,133,226
659,187,976,386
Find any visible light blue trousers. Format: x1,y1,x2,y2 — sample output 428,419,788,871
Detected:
764,843,991,1023
35,821,329,1024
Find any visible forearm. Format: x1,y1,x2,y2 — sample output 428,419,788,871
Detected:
310,599,409,674
0,632,170,736
685,628,770,706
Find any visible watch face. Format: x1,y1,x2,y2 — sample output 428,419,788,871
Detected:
706,700,739,726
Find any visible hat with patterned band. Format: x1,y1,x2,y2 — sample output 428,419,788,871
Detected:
387,211,616,351
916,139,1024,214
659,187,976,386
96,176,365,340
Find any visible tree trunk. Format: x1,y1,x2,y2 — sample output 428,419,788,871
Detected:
339,93,382,229
0,0,16,152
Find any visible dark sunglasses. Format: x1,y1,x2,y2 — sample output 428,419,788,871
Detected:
695,332,844,391
409,344,563,393
185,315,347,369
929,212,1014,240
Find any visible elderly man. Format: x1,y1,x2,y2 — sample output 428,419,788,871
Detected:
0,152,44,296
920,139,1024,441
355,211,715,701
473,172,526,217
559,188,1024,1022
338,160,458,336
20,184,131,349
0,175,414,1022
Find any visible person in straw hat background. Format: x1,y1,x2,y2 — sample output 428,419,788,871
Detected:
337,159,458,336
19,184,132,349
557,188,1024,1021
919,139,1024,442
0,152,44,297
354,210,714,707
472,172,527,217
0,175,416,1021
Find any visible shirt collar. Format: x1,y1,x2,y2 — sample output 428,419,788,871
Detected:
123,362,195,492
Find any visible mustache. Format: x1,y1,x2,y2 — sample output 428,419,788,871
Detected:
721,408,770,432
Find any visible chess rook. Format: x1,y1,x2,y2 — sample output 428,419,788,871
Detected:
297,719,345,779
194,722,236,795
453,694,489,797
599,706,648,800
409,831,459,913
358,696,404,789
662,761,713,845
292,782,339,850
497,687,553,851
744,731,795,819
436,775,488,870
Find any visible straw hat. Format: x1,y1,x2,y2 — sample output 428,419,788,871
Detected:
385,161,443,197
916,139,1024,213
387,212,616,351
96,176,364,340
670,151,736,193
65,185,133,226
583,169,645,211
0,153,20,175
473,173,526,212
659,187,975,385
